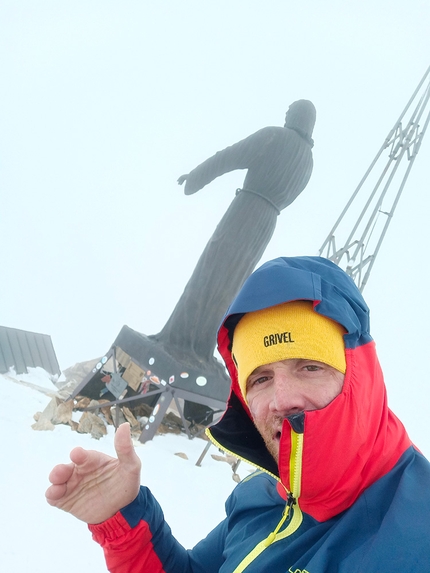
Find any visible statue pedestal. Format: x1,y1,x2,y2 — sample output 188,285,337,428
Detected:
69,325,230,442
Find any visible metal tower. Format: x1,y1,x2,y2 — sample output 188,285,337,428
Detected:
319,66,430,291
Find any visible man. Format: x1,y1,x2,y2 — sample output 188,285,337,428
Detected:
46,256,430,572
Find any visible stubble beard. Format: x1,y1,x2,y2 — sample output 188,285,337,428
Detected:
253,415,285,465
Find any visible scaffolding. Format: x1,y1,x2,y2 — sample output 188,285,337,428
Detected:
319,66,430,291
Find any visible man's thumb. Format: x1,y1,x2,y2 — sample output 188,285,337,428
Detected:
114,423,137,464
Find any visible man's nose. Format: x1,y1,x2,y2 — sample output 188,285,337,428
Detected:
270,373,306,415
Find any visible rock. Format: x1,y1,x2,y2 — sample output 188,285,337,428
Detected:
77,411,107,439
31,397,58,431
175,452,188,460
32,417,55,431
157,411,184,435
29,358,216,441
76,411,94,433
88,399,102,412
100,402,114,425
226,454,239,466
157,422,182,435
122,407,141,433
42,396,59,417
52,399,74,425
110,406,127,427
68,420,79,431
75,396,92,410
61,358,101,389
211,454,229,463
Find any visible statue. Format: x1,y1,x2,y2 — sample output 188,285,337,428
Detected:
152,100,316,375
69,100,317,439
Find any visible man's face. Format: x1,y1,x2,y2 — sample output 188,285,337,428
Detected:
246,358,345,463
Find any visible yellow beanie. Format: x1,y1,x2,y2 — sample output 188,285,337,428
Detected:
231,301,346,400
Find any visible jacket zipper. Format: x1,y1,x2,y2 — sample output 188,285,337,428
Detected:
206,427,304,573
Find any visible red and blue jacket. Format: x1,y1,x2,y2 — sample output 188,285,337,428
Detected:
90,256,430,572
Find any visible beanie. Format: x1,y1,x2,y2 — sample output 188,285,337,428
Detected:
231,301,346,400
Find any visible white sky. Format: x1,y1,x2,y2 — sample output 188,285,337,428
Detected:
1,2,429,450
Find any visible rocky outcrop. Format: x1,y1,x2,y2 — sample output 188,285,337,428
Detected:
31,390,185,441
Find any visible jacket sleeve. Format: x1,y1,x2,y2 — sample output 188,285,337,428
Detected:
88,486,227,573
183,127,273,194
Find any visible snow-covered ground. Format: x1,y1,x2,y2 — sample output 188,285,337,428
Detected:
0,368,252,573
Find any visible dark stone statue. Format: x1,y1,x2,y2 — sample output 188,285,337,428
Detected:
153,100,316,375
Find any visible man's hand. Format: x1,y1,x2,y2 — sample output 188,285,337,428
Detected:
177,174,188,185
45,423,141,524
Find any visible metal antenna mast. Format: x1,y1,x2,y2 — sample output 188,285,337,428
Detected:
319,66,430,292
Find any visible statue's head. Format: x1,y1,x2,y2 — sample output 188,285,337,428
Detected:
284,100,316,144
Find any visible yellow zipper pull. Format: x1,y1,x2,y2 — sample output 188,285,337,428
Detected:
263,492,296,547
231,486,303,572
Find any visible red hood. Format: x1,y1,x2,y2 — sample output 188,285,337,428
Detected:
277,342,411,521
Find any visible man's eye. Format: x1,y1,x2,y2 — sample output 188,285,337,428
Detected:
249,376,269,388
304,364,321,372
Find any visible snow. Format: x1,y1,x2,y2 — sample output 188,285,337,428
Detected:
5,366,61,391
0,369,251,572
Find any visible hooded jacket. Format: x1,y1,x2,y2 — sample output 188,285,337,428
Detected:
89,256,430,572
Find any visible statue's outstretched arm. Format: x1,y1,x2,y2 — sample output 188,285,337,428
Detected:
178,128,271,195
